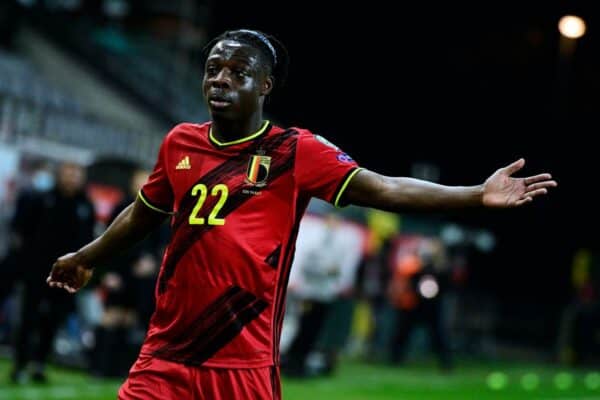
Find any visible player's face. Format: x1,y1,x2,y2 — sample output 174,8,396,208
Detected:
203,40,268,121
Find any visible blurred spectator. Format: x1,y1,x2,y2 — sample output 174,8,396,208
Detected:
1,162,51,308
90,168,168,377
557,248,600,366
282,212,365,377
8,162,95,384
388,236,453,370
359,209,399,361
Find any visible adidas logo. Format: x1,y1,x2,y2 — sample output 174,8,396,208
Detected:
176,156,191,170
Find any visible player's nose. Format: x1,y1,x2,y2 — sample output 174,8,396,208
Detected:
210,69,232,90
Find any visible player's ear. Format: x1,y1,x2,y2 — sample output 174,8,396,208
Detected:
261,76,273,96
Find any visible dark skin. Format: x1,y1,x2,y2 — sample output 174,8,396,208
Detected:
47,39,557,293
203,40,273,142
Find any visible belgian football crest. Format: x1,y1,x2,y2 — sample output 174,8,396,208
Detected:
246,154,271,187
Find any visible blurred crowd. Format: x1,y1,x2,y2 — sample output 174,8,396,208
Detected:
0,152,599,386
0,0,598,387
0,158,169,383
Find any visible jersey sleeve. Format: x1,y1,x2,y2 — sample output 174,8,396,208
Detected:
294,130,362,207
139,134,174,215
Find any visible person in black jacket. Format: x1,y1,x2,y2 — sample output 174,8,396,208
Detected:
90,168,168,377
9,162,95,384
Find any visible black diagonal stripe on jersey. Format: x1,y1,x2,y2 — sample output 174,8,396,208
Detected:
158,130,298,294
152,286,262,363
181,298,268,365
265,244,281,269
272,198,308,363
165,129,295,241
152,285,242,356
171,129,294,234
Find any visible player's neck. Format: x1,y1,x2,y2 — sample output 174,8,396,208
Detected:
211,114,265,143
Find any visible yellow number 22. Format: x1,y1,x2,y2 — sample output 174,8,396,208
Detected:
188,183,228,226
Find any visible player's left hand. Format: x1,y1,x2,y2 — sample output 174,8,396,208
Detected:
482,158,557,208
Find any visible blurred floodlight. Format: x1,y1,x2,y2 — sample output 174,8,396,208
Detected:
487,371,508,390
554,372,574,390
474,230,495,252
584,372,600,390
418,275,439,299
558,15,586,39
440,224,464,246
520,373,540,391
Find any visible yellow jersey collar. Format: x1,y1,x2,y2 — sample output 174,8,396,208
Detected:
209,120,270,147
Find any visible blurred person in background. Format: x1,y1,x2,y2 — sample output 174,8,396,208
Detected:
557,247,600,366
358,209,399,362
282,212,365,377
91,168,168,377
388,237,453,370
9,161,95,384
46,29,556,399
0,162,54,343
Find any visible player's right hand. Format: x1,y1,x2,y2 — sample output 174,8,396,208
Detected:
47,252,94,294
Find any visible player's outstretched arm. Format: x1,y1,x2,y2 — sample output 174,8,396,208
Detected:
344,158,557,212
47,196,168,293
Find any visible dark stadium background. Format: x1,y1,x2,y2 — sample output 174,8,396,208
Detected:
209,0,596,349
0,0,595,360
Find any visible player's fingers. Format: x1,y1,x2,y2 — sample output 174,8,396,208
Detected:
504,158,525,175
526,181,557,191
524,188,548,198
524,173,552,185
515,197,533,206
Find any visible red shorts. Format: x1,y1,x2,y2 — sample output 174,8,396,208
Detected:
118,354,281,400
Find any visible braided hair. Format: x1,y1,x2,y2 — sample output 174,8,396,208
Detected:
203,29,290,92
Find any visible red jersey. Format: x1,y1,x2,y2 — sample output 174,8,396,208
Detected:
139,121,360,368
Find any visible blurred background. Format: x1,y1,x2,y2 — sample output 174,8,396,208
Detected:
0,0,598,399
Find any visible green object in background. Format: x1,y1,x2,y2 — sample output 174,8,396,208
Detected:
554,372,574,390
520,372,540,391
486,371,508,390
585,372,600,390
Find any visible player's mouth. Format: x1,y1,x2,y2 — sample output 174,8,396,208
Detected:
208,94,233,109
209,100,232,109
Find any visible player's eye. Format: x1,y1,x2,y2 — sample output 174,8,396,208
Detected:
206,65,218,76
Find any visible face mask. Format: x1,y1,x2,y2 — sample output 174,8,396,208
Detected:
32,170,55,192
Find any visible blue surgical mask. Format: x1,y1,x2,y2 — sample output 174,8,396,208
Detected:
32,170,55,192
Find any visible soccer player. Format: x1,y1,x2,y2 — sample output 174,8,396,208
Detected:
47,29,557,399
